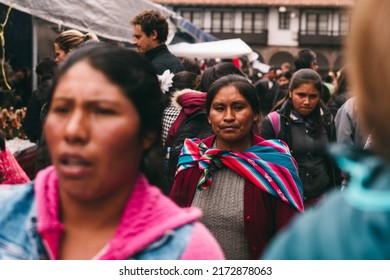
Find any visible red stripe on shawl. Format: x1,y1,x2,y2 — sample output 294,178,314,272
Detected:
222,155,290,205
267,162,304,210
222,153,303,211
260,139,289,153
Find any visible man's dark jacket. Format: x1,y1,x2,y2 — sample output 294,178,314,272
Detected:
145,44,184,75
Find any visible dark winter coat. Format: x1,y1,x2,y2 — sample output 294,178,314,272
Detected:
22,79,52,143
254,78,279,117
145,44,184,75
261,99,342,202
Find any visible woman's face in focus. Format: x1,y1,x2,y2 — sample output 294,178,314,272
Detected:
54,43,67,63
45,61,152,202
208,85,258,151
290,82,320,116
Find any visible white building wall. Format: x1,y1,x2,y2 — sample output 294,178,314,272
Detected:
290,9,300,43
267,8,299,47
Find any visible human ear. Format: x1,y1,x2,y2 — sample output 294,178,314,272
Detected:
141,131,157,151
150,30,158,41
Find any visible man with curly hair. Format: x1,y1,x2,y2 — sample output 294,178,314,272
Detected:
131,10,184,75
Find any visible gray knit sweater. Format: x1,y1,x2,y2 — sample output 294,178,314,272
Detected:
192,168,250,259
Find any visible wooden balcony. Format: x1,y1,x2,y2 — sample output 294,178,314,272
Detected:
209,29,268,45
298,30,346,47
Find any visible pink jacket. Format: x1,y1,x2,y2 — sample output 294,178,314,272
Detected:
35,166,224,259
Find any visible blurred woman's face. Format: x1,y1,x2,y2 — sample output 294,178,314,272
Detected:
290,82,320,116
208,85,258,151
278,76,290,86
54,43,67,63
45,61,152,203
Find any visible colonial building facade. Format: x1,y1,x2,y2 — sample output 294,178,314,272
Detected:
152,0,354,73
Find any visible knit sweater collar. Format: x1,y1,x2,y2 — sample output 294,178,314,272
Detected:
145,44,168,61
34,166,201,259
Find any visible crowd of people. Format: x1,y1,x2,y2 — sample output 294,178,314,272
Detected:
0,0,389,260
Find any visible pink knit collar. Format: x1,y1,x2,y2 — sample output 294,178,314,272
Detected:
35,167,201,259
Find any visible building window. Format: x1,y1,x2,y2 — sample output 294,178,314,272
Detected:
211,12,221,33
339,13,350,36
306,13,328,35
307,14,317,35
242,12,252,33
181,10,203,29
279,12,290,30
318,14,328,35
242,11,266,34
222,12,232,33
211,11,233,33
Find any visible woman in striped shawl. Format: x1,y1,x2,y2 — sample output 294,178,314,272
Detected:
170,74,304,260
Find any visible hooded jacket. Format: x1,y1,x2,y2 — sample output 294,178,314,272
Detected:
263,145,390,259
164,89,209,148
162,89,213,194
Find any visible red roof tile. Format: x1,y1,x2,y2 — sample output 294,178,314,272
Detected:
151,0,354,7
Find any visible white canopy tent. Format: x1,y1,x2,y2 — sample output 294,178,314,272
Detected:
0,0,216,88
0,0,194,43
168,38,259,61
252,60,271,73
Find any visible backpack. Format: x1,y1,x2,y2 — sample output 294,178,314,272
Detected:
268,111,281,138
162,110,213,194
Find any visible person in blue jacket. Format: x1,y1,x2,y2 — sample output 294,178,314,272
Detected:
262,0,390,260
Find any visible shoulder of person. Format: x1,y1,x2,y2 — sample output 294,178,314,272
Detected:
0,183,36,241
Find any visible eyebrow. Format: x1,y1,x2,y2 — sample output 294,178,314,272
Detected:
52,96,122,105
212,99,248,104
295,92,319,97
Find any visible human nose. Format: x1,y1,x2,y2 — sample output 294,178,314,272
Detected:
223,108,235,122
303,96,310,104
64,110,89,144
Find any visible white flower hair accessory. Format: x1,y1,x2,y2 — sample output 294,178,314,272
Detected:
157,70,174,94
